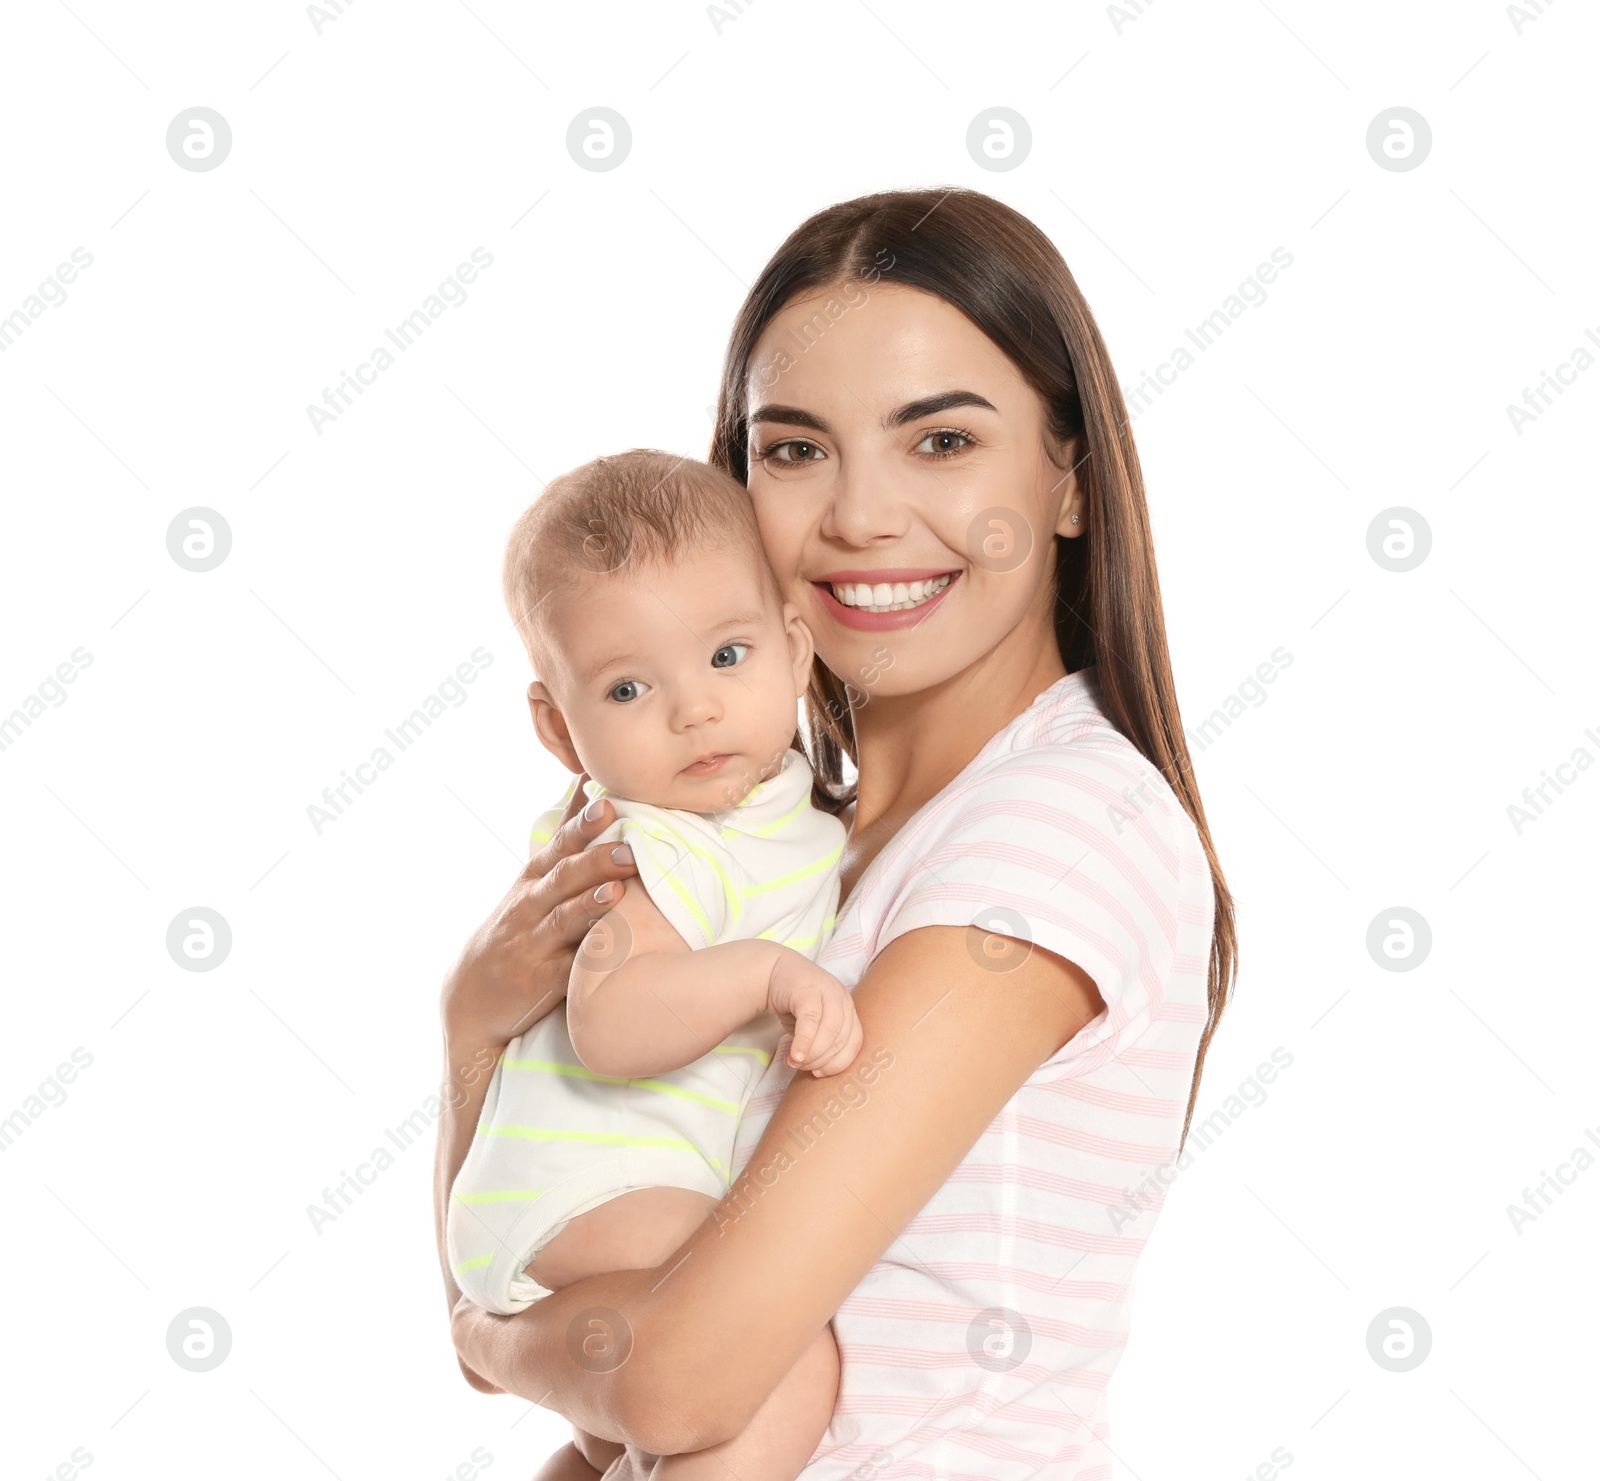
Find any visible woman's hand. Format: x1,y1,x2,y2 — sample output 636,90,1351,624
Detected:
441,771,638,1053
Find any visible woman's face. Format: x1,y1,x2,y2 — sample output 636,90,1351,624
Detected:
743,282,1086,709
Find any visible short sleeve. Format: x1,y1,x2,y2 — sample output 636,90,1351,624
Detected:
875,746,1186,1075
528,776,581,855
607,812,732,951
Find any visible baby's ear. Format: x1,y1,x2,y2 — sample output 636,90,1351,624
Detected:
527,682,582,772
781,602,815,694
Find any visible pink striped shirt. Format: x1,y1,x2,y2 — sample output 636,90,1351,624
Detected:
730,666,1215,1479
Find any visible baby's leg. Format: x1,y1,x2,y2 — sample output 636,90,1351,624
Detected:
525,1187,720,1478
651,1323,840,1481
526,1185,719,1289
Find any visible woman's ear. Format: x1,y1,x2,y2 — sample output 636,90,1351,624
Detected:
1049,435,1088,540
781,603,816,697
527,681,582,772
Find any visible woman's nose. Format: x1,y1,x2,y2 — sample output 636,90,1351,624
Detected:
819,452,910,547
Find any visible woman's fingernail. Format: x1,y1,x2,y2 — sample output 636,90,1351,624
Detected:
593,881,616,903
610,844,634,866
582,799,604,823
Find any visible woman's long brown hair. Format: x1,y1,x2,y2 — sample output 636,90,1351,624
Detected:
708,187,1236,1146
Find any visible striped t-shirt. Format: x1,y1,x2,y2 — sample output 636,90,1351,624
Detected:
447,748,847,1314
730,667,1215,1479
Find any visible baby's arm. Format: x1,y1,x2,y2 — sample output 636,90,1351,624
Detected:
566,876,856,1080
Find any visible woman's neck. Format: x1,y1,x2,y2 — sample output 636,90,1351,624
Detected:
846,637,1069,839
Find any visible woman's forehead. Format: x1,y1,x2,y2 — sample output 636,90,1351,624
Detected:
746,289,1031,427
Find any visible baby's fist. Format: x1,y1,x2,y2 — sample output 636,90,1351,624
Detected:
766,949,862,1077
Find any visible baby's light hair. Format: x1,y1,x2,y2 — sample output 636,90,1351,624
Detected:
502,448,780,687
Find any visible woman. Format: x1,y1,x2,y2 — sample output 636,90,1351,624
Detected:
434,187,1236,1479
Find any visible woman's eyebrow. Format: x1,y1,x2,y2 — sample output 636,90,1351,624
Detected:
884,390,998,426
749,403,830,433
748,390,998,435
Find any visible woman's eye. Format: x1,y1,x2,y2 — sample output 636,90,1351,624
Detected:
608,679,648,703
711,642,750,670
913,428,975,458
762,438,825,465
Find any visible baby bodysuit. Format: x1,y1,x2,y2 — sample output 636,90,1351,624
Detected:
447,748,846,1313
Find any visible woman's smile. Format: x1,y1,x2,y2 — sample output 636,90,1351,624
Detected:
811,567,961,629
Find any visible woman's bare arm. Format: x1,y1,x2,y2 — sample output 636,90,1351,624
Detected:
450,920,1105,1452
432,776,639,1391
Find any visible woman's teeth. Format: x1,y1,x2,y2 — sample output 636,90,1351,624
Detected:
829,574,952,612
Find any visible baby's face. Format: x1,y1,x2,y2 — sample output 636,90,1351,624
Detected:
539,543,812,812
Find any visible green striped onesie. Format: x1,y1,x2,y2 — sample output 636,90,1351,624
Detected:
447,747,847,1314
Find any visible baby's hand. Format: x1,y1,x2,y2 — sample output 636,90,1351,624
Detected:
766,950,863,1077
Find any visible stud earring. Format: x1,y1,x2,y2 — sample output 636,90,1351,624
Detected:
1070,513,1081,525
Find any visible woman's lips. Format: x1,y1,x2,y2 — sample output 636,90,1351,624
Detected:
813,571,960,631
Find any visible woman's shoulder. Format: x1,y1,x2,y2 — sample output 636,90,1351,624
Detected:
861,672,1211,1037
917,668,1204,871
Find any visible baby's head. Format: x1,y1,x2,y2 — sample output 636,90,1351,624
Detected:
504,449,814,813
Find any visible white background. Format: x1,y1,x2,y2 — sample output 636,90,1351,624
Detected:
2,1,1596,1477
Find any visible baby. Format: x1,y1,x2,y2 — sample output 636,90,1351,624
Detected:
447,448,860,1478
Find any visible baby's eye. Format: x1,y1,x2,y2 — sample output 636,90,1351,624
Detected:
763,438,825,465
711,643,750,670
912,428,975,458
608,679,649,703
